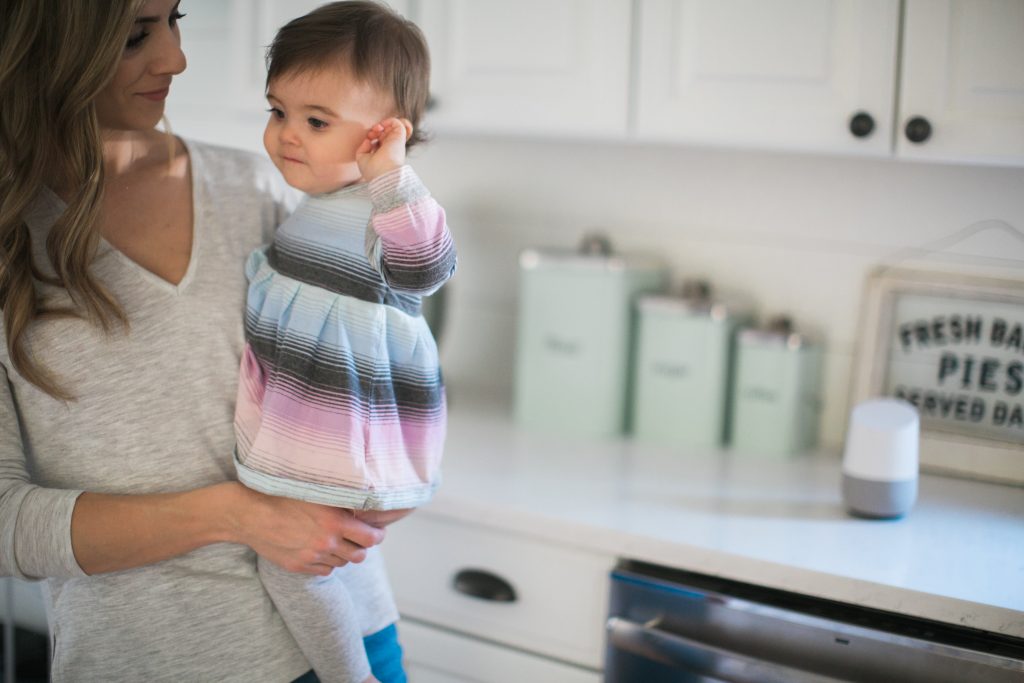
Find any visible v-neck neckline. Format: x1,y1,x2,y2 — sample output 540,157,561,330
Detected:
34,137,201,296
97,136,201,296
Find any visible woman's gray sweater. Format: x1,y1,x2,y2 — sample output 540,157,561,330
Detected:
0,139,398,681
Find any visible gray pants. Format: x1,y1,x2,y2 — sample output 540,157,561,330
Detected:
259,550,395,683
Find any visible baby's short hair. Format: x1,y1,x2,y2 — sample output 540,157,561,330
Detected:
266,1,431,148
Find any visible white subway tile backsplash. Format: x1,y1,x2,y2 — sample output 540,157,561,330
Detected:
411,137,1024,450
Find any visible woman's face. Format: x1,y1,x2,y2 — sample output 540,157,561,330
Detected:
94,0,187,132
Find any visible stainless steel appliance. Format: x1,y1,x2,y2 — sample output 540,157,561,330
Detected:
605,561,1024,682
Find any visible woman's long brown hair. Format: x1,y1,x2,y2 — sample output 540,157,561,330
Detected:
0,0,144,399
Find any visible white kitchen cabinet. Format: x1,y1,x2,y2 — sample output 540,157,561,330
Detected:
633,0,900,156
381,514,613,681
400,619,601,683
167,1,1024,165
413,0,633,138
634,0,1024,165
897,0,1024,166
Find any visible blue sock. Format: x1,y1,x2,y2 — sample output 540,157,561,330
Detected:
363,623,407,683
289,623,406,683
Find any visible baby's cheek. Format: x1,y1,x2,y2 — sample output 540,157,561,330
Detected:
262,125,276,157
344,137,363,163
341,123,371,159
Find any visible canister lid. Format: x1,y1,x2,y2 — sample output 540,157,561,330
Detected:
519,233,665,272
738,316,814,349
638,280,748,321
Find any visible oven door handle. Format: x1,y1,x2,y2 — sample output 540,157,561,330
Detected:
606,616,846,683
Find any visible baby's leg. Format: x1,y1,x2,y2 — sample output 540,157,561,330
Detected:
258,555,372,683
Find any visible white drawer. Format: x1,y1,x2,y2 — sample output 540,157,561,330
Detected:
400,618,602,683
382,515,613,669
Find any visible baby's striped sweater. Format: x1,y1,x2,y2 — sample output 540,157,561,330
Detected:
234,166,456,509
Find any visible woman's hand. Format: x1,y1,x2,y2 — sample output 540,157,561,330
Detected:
354,507,414,529
356,117,413,182
227,484,385,576
65,483,399,577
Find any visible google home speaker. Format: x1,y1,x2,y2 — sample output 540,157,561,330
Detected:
842,398,920,519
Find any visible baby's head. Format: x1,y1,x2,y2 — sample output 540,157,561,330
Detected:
263,1,430,194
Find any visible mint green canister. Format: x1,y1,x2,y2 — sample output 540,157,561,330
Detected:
514,236,667,438
729,318,823,457
631,283,752,448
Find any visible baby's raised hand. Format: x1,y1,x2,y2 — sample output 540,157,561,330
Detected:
357,117,414,182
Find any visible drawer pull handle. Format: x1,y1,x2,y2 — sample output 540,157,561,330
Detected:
452,568,517,603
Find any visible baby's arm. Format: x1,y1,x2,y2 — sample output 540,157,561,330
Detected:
358,118,457,296
365,166,456,296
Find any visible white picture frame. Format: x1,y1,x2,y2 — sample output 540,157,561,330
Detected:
850,267,1024,486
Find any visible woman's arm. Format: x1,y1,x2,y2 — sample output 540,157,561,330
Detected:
0,368,84,579
70,482,385,576
1,367,382,579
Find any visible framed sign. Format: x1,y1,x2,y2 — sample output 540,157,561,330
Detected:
851,267,1024,485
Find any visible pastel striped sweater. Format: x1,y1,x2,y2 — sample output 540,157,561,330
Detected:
234,166,456,510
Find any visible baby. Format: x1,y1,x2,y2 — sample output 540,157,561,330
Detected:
232,2,455,681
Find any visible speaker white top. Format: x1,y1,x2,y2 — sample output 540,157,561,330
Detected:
842,398,920,481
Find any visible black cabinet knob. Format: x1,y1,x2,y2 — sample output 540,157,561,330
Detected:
905,116,932,144
452,568,517,603
849,111,875,138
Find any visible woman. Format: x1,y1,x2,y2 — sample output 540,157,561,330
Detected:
0,1,406,680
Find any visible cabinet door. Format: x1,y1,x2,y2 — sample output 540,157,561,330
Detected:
382,515,613,669
898,0,1024,166
634,0,900,156
166,0,410,152
415,0,632,138
400,618,602,683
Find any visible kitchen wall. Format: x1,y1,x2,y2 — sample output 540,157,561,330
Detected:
405,135,1024,448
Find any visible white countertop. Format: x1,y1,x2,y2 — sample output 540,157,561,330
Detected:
420,391,1024,638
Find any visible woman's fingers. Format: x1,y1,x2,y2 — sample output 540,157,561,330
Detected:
355,508,413,528
330,508,385,549
239,488,388,574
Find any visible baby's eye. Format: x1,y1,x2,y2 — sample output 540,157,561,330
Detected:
266,107,284,119
308,118,328,130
